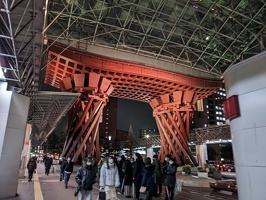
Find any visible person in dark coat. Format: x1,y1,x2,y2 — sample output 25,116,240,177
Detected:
75,158,95,200
133,153,145,199
118,155,126,194
165,157,177,200
162,154,171,187
141,157,155,200
87,155,97,182
60,157,67,181
123,159,133,198
27,157,37,182
62,157,74,189
44,155,53,175
152,155,163,197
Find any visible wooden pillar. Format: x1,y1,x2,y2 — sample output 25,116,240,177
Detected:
150,91,198,166
60,73,114,163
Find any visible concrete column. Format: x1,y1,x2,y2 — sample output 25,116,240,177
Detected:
0,91,30,199
18,124,32,178
195,143,208,167
223,51,266,200
146,147,153,158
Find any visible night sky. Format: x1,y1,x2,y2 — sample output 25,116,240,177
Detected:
55,97,157,138
117,98,157,137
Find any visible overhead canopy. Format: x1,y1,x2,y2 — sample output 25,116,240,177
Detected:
29,91,80,145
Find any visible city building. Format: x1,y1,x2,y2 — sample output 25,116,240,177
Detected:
99,97,118,142
139,128,159,138
193,87,226,129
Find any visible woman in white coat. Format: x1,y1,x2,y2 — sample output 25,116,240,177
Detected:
99,156,120,200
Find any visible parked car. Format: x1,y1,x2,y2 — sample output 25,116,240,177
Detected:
208,160,217,167
224,162,235,172
216,161,226,171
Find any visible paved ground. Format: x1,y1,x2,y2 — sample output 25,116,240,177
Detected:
5,163,238,200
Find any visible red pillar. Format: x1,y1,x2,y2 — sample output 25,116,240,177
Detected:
60,73,113,162
150,91,198,166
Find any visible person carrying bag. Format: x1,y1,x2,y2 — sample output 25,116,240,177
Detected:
140,157,155,200
75,158,95,200
99,156,120,200
98,188,106,200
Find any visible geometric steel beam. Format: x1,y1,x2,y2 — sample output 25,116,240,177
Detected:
190,124,231,143
60,72,114,162
150,91,199,166
45,44,223,103
29,91,80,145
120,125,231,148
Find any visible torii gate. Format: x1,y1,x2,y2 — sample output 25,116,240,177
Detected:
44,43,222,166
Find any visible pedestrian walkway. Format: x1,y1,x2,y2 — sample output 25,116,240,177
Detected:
4,163,238,200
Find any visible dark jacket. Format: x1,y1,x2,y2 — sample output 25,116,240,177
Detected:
76,167,94,190
118,157,126,174
152,159,163,184
62,161,74,173
27,158,37,171
133,157,145,186
165,162,177,187
141,165,155,192
44,157,53,168
60,160,67,173
124,160,133,186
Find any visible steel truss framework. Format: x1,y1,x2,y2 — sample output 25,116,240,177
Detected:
190,124,231,143
120,124,231,148
30,91,80,145
0,1,82,144
0,0,43,94
60,72,114,162
45,0,266,77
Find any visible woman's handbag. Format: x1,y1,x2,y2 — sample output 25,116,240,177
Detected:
99,191,106,200
139,191,149,200
139,186,147,193
139,186,149,200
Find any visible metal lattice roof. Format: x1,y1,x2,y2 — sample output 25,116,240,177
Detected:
45,0,266,77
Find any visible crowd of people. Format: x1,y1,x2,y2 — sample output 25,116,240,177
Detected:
27,153,179,200
70,153,178,200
